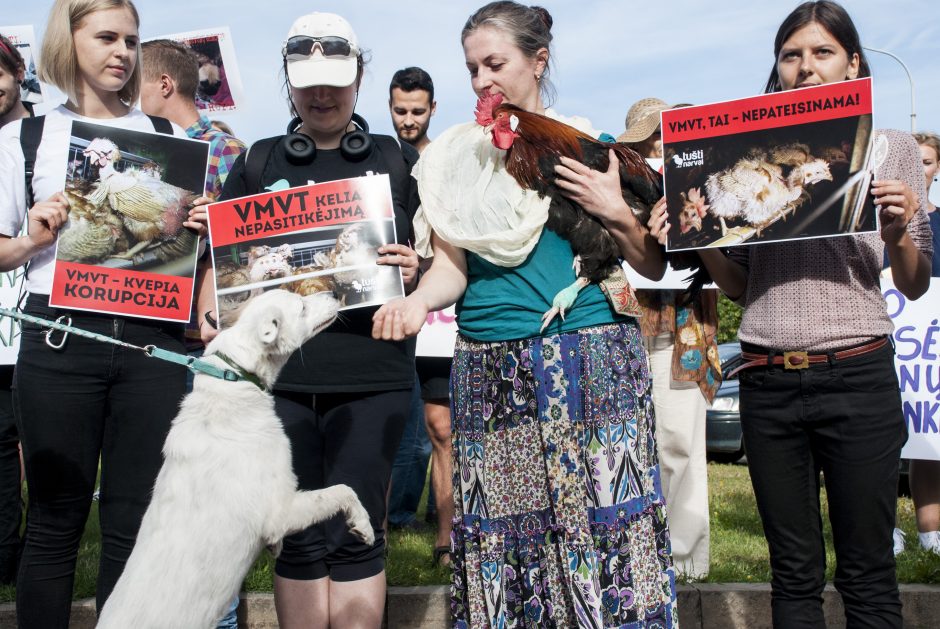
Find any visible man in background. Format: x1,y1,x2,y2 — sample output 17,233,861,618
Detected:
389,66,435,153
386,67,454,566
140,39,246,628
0,35,29,128
0,32,31,586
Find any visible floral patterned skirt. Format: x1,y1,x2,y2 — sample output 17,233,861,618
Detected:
450,322,677,628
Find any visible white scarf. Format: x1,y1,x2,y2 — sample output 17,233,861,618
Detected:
412,109,600,267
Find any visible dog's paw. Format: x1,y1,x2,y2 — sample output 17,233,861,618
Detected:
341,492,375,545
348,514,375,546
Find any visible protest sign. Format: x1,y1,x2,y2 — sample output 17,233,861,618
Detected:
885,278,940,461
207,175,404,328
154,27,244,114
0,268,25,365
416,306,457,358
0,25,45,104
663,78,877,251
50,120,209,322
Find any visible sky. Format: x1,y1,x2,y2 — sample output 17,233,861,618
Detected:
8,0,940,200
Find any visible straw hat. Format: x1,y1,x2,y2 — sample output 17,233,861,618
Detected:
616,97,670,143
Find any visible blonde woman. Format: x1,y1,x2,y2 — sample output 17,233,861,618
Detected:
0,1,204,625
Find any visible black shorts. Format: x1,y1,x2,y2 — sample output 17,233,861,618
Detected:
415,356,451,402
272,389,411,582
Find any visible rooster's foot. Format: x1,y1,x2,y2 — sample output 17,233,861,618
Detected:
540,277,590,333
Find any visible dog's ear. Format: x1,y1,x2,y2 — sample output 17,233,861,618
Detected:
258,312,281,346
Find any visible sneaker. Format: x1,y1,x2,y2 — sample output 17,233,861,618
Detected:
893,528,905,556
918,531,940,555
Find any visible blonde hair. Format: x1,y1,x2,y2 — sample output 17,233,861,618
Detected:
914,132,940,164
38,0,142,105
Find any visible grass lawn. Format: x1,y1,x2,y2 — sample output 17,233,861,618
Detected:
2,462,938,604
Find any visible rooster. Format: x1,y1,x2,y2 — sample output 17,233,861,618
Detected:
83,138,198,264
474,92,705,326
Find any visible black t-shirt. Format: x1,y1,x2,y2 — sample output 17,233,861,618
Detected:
218,134,419,393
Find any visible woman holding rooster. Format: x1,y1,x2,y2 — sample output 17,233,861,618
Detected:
373,2,676,626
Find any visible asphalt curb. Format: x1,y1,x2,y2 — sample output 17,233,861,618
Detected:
2,583,939,628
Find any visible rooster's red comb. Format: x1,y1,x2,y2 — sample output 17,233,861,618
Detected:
474,91,503,126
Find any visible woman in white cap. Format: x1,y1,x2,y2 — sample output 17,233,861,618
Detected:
207,11,421,628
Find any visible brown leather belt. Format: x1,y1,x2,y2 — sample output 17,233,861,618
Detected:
728,337,889,379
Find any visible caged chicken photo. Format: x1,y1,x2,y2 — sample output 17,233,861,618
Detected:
474,91,710,326
663,111,877,251
57,121,210,278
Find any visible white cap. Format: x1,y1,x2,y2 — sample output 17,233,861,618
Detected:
284,13,359,88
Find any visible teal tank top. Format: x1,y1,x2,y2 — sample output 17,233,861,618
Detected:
456,227,625,342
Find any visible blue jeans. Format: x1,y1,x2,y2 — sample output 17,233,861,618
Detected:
387,379,430,527
216,595,238,628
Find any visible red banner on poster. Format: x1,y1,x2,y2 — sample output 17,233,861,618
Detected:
51,262,195,320
662,78,872,143
208,176,395,247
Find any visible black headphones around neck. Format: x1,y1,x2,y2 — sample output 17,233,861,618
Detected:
283,113,373,164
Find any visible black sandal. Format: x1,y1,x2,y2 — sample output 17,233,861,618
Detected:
432,545,452,567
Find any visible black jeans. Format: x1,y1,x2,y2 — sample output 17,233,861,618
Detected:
13,296,185,628
0,366,20,584
273,389,410,582
739,340,905,629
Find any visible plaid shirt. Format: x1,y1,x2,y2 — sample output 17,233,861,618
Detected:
185,116,246,201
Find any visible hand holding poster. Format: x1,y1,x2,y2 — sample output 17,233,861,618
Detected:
885,278,940,461
207,175,404,328
663,78,877,251
50,121,210,321
153,27,244,114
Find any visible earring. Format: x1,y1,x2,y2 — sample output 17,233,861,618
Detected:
535,74,542,83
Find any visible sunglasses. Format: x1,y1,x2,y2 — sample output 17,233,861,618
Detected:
283,36,358,60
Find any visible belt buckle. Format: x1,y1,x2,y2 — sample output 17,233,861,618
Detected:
783,350,809,369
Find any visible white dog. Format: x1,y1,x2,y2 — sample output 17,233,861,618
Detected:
97,290,373,629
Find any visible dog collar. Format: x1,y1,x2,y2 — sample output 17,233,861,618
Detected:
209,352,268,392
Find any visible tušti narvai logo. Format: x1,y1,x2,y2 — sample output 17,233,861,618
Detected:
671,149,704,168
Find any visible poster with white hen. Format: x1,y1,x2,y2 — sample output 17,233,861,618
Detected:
50,120,209,322
662,78,877,251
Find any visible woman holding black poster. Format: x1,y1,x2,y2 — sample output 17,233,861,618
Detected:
203,11,420,628
651,1,933,627
0,0,207,626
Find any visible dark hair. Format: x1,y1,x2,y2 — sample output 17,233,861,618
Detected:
764,0,870,93
462,1,555,105
141,39,199,100
389,66,434,102
0,34,25,77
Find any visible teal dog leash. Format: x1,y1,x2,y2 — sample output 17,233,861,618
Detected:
0,306,262,389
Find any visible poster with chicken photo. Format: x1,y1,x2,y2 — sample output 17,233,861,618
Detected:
1,25,46,104
154,27,244,113
50,120,210,322
663,78,877,251
207,175,404,329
